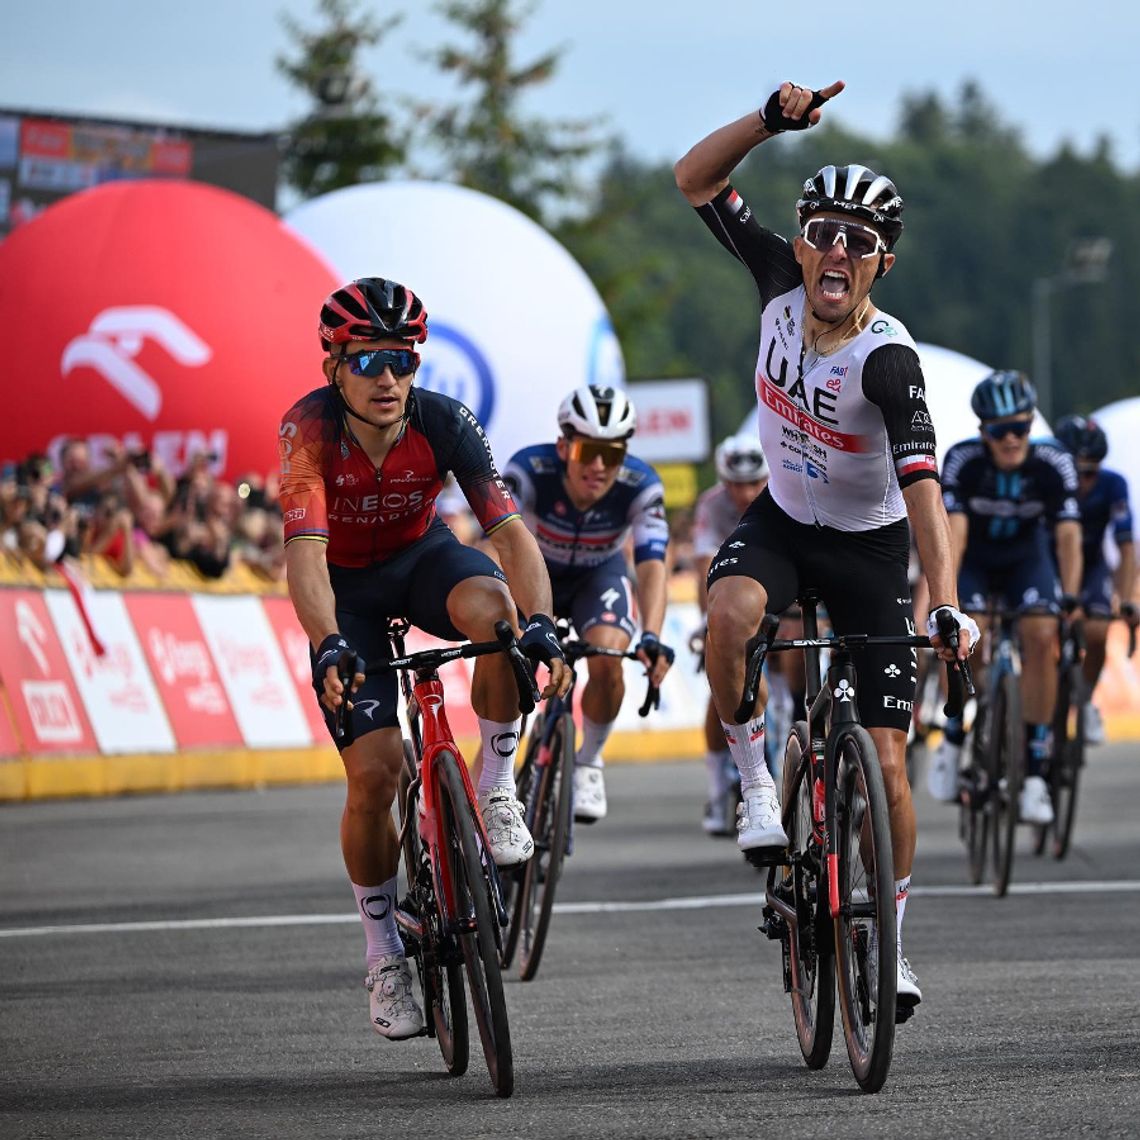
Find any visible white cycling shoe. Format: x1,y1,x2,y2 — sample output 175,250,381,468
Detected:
1082,703,1106,746
573,765,607,823
867,927,923,1014
736,785,788,854
927,737,962,803
478,787,534,866
365,954,424,1040
1018,774,1055,825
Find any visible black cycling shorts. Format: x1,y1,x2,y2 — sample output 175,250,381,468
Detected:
317,520,507,749
706,490,916,732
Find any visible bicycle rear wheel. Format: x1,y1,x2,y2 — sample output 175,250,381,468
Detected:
1049,664,1085,860
963,725,990,885
990,674,1024,898
436,749,514,1098
776,722,834,1070
516,712,575,981
398,743,468,1075
832,725,897,1094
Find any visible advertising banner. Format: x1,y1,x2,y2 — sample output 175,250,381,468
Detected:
192,595,313,748
626,380,710,463
124,593,242,749
0,590,96,754
261,595,329,743
0,689,22,756
44,589,175,753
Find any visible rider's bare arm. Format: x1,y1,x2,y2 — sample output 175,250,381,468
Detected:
284,538,339,648
487,516,555,626
635,557,668,638
1054,518,1084,598
903,480,958,610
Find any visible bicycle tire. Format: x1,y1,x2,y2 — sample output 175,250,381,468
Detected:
990,673,1023,898
832,725,897,1093
437,749,514,1098
964,725,989,886
1050,664,1085,860
777,722,834,1070
517,712,575,981
500,713,543,969
398,742,468,1075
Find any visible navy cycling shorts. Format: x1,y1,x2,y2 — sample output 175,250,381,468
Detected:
958,535,1061,615
1081,559,1115,618
550,552,637,639
317,520,507,750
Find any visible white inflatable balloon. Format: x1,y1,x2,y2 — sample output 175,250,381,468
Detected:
1089,396,1140,509
739,341,1051,466
284,181,624,468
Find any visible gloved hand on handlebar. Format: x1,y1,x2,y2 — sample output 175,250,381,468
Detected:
1122,601,1139,627
635,631,675,687
925,605,980,661
312,633,366,713
520,614,571,699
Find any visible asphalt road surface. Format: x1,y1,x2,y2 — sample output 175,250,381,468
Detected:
3,742,1139,1139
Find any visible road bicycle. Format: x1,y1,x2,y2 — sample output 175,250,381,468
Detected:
336,618,537,1098
751,593,970,1093
1033,613,1136,861
500,627,659,981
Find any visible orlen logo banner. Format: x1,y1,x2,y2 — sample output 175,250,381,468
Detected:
192,595,313,748
44,589,175,753
124,593,242,749
0,590,96,754
285,180,625,468
0,179,339,478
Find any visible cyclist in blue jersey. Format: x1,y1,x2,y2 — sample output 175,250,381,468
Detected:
933,371,1083,824
503,384,676,821
1053,414,1137,742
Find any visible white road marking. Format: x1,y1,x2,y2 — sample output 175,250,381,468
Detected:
1,879,1138,940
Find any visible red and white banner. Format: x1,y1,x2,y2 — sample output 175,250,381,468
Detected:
44,590,175,753
192,595,313,748
125,593,242,749
0,590,95,754
262,596,328,743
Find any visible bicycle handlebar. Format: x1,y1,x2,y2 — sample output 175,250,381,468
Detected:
332,620,540,740
561,640,661,718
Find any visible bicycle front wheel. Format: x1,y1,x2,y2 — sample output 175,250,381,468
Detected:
832,725,897,1094
776,722,834,1070
990,674,1024,898
397,742,468,1075
499,713,543,970
1050,664,1084,860
516,712,575,981
963,726,990,886
437,750,514,1098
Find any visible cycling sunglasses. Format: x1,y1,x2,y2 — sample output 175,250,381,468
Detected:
340,348,420,378
567,437,627,468
801,217,887,259
982,419,1033,441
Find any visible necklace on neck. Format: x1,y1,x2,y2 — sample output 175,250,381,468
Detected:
799,295,871,375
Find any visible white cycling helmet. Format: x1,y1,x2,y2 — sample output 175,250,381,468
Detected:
715,434,769,483
557,384,637,441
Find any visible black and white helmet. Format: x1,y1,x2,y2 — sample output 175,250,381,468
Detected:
715,435,769,483
557,384,637,441
796,164,904,250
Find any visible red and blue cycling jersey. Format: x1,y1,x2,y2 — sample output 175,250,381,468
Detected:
278,386,519,568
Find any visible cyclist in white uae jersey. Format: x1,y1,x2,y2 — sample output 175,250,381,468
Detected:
675,78,976,1014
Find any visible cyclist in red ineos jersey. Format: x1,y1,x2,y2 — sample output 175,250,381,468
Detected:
280,277,570,1042
675,80,977,1011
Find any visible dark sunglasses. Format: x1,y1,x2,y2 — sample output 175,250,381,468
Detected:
567,437,627,468
340,348,420,378
983,420,1033,441
801,217,886,259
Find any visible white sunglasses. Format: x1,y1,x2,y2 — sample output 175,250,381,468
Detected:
801,217,887,259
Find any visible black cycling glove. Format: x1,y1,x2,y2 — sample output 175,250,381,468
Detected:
519,614,565,670
312,633,365,695
761,86,829,133
636,631,675,669
1059,594,1081,615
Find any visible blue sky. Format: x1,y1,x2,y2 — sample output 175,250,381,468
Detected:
1,0,1137,171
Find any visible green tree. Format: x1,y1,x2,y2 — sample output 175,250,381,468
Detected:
426,0,603,222
277,0,407,199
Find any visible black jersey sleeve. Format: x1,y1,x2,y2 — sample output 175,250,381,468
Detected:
1034,444,1082,525
861,344,940,489
695,184,803,309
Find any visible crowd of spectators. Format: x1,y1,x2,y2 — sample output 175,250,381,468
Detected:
1,440,286,582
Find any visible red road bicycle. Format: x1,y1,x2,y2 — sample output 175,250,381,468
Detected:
336,618,537,1098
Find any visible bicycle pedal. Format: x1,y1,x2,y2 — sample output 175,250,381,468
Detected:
759,906,786,941
743,845,785,871
895,1002,916,1025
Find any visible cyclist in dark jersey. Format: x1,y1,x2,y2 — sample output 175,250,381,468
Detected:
933,371,1082,825
675,79,976,1013
1053,414,1137,743
280,277,569,1042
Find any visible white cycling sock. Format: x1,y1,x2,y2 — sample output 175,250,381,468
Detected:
575,714,612,768
352,879,404,969
721,715,772,791
895,875,911,942
705,748,731,801
477,717,521,794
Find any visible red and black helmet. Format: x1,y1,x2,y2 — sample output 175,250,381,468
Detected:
318,277,428,352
